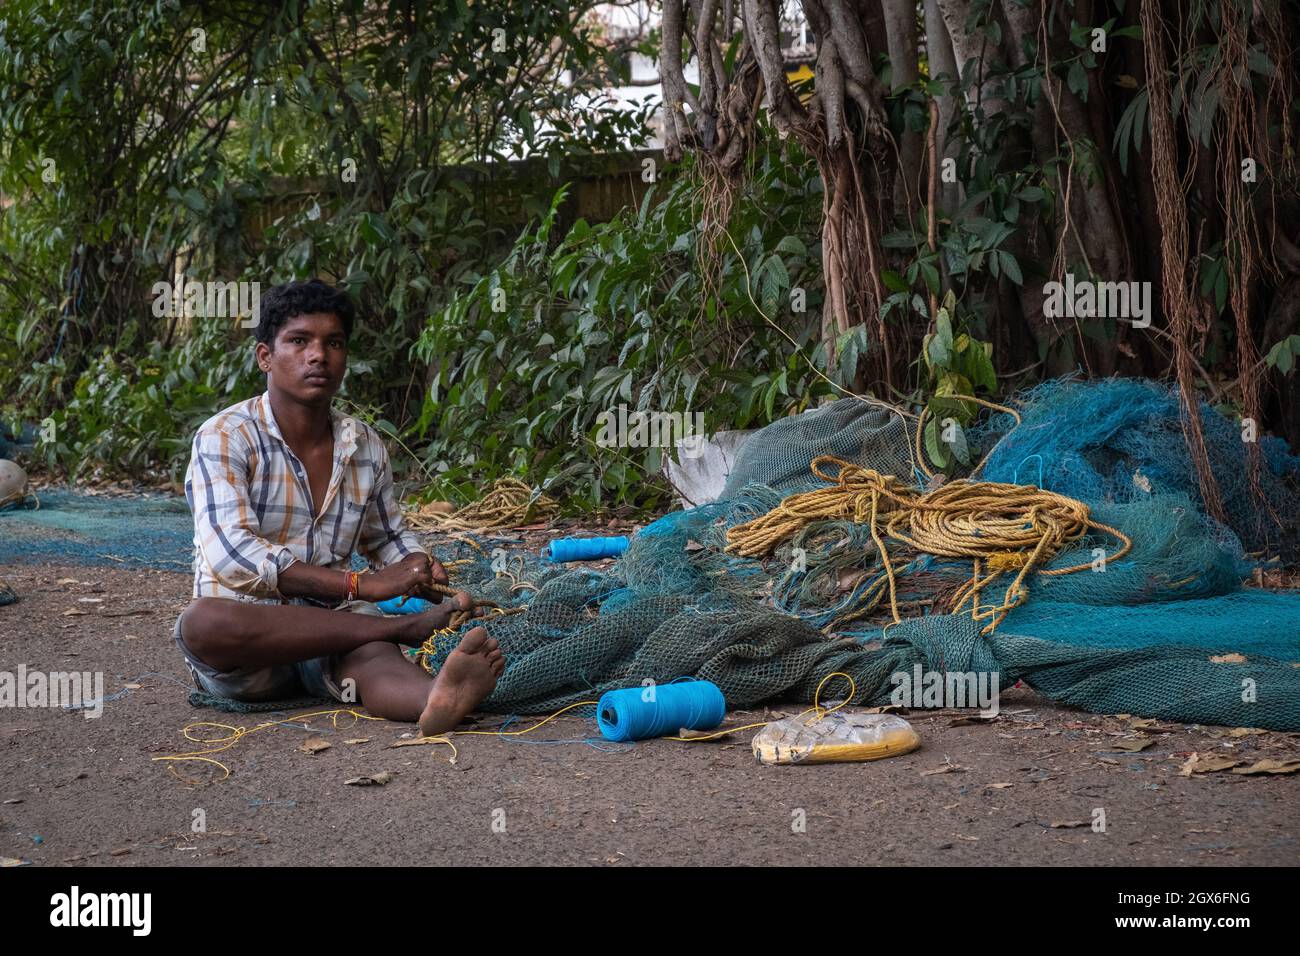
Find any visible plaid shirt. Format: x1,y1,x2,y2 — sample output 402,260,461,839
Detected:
184,392,423,602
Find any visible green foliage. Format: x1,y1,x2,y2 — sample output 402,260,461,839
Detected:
921,292,996,470
28,318,261,482
413,138,832,511
0,0,649,481
1265,335,1300,375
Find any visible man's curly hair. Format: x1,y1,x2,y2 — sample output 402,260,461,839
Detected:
254,279,356,346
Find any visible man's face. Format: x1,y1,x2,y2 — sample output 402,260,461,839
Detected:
256,312,348,404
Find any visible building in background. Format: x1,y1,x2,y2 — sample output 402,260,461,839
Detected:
568,1,815,150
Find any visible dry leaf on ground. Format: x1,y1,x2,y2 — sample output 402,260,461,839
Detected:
344,771,394,786
1179,752,1241,776
1231,759,1300,776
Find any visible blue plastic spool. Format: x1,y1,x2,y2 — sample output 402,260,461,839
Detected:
376,596,433,615
544,535,630,563
596,680,726,742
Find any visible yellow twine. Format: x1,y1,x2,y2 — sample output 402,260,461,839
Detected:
726,456,1131,633
154,697,605,782
152,708,395,783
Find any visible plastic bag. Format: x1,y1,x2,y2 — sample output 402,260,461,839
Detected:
752,711,921,765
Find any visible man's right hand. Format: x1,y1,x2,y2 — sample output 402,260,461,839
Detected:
359,552,441,603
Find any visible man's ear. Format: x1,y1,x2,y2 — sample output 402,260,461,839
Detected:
255,340,272,373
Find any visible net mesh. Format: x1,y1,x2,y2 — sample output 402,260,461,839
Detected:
433,379,1300,730
0,489,194,569
4,378,1298,729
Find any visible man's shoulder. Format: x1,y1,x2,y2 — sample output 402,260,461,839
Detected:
193,395,266,447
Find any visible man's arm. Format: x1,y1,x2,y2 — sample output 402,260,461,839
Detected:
188,425,300,599
355,437,449,602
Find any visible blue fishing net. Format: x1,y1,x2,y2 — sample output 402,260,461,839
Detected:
449,378,1300,729
0,489,194,569
5,378,1299,730
978,378,1300,559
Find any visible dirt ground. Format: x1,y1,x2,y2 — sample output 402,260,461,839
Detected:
2,561,1298,867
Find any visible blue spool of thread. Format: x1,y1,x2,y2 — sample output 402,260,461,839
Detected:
596,680,726,742
545,535,629,563
376,596,433,615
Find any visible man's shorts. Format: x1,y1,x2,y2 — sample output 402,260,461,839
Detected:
173,600,386,703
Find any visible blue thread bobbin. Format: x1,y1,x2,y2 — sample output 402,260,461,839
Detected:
376,596,433,615
596,680,726,742
544,536,630,563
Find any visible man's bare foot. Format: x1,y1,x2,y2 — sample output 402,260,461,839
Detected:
393,592,474,645
418,627,505,736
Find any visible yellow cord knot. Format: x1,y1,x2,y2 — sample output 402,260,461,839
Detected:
986,551,1029,571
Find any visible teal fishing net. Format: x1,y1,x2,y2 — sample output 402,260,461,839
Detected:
977,378,1300,559
5,378,1298,730
0,489,194,568
430,378,1300,730
721,397,923,496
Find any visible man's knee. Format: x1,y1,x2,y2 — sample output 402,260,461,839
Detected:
340,641,401,671
179,597,238,662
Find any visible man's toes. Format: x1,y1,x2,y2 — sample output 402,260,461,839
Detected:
453,591,473,611
457,626,489,654
492,658,505,677
484,636,499,653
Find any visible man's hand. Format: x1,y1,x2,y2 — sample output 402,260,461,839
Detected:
359,552,450,604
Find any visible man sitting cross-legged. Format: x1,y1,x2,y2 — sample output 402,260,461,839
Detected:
175,278,503,737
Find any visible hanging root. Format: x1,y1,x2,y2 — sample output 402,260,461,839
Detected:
1140,0,1229,525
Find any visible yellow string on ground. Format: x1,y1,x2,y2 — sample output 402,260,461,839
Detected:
726,456,1131,633
152,708,396,783
154,699,614,780
405,478,558,532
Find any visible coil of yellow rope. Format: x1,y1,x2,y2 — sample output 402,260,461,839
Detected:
726,455,1131,633
405,478,558,532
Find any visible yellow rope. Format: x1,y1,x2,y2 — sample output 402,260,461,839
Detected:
405,478,558,532
726,455,1131,633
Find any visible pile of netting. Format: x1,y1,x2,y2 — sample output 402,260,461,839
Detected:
424,378,1300,730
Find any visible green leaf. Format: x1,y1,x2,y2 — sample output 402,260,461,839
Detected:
882,269,910,294
924,417,952,470
999,251,1023,286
